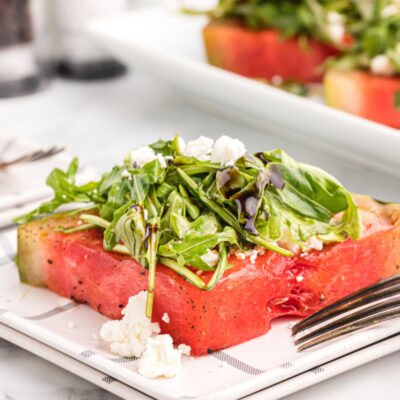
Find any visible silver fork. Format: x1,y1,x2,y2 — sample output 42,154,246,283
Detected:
292,273,400,351
0,145,65,170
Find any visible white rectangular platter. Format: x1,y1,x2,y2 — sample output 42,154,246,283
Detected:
2,226,400,400
89,7,400,177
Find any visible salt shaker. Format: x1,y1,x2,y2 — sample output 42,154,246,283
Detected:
55,0,128,80
0,0,53,98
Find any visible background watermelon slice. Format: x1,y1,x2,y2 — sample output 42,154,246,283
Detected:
325,69,400,128
203,20,340,83
17,195,400,355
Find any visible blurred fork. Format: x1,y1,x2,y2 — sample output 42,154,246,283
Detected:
0,145,65,170
292,274,400,351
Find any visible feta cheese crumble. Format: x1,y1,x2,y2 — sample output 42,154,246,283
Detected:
325,13,345,44
370,54,396,76
326,22,345,43
68,321,76,329
130,146,166,169
121,169,131,178
100,291,160,357
200,249,219,267
178,343,191,356
183,136,214,161
162,312,170,324
138,335,181,379
211,135,246,166
307,236,324,252
249,249,258,264
235,251,246,261
382,3,399,17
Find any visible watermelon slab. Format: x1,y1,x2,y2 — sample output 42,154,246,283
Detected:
203,20,340,83
325,69,400,128
17,195,400,355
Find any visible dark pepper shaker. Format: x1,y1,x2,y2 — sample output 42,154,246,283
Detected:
0,0,51,97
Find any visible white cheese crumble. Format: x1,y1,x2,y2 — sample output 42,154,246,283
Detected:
325,12,345,44
178,343,191,356
235,251,246,261
68,321,76,329
200,249,219,267
100,291,160,357
183,136,214,161
156,153,167,168
249,250,258,264
370,54,396,76
138,335,181,379
382,4,399,17
326,11,343,24
130,146,166,169
162,312,170,324
121,169,131,178
278,226,324,254
307,236,324,252
326,22,345,43
296,275,304,283
211,135,246,166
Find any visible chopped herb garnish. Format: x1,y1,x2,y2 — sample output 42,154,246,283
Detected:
14,135,362,317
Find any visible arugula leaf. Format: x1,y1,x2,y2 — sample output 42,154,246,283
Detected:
14,158,95,224
158,227,238,271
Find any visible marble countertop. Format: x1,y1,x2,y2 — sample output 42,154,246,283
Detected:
0,72,400,400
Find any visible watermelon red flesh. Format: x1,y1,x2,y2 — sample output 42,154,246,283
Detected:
203,21,340,83
325,69,400,128
17,195,400,355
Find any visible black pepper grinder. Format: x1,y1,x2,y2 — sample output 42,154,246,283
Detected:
55,0,128,81
0,0,52,98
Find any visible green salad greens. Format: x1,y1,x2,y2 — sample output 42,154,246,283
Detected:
15,135,363,317
208,0,366,45
325,1,400,71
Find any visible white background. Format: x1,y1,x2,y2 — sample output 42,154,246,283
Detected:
0,72,400,399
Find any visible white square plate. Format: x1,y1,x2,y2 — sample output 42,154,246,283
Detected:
89,6,400,177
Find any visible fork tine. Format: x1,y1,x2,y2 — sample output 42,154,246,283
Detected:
292,274,400,335
297,306,400,351
29,146,63,162
295,296,400,346
293,281,400,335
0,146,66,169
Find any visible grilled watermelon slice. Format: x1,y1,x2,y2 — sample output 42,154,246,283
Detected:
203,20,340,83
17,195,400,355
324,69,400,128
